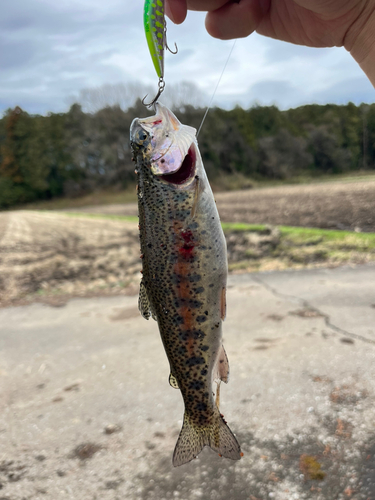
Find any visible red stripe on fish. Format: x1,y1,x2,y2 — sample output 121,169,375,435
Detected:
172,225,198,356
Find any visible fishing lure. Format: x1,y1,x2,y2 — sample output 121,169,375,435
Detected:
143,0,177,107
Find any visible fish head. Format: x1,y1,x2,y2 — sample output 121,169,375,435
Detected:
130,103,198,186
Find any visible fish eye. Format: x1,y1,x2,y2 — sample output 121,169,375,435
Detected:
134,129,149,145
130,120,150,147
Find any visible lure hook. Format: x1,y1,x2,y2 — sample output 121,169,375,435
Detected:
142,77,166,109
166,41,178,55
164,21,178,54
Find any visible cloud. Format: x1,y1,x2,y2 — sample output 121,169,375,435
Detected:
247,79,305,109
314,76,375,106
0,1,374,115
262,37,332,64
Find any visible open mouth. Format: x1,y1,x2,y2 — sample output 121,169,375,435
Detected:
160,145,196,185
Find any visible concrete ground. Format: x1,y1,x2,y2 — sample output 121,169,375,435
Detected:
1,264,375,500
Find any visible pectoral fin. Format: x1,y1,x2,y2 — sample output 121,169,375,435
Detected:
169,373,179,389
169,373,180,389
138,279,157,321
214,344,229,384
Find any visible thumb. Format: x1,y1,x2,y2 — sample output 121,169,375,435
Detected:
205,0,269,39
165,0,188,24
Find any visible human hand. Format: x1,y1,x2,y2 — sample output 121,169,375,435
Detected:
165,0,375,86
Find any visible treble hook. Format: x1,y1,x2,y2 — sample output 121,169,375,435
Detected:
164,21,178,55
166,41,178,54
142,77,166,109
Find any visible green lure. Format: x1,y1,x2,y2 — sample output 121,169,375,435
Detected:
143,0,177,107
144,0,165,80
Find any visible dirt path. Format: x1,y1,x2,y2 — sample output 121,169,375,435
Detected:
1,266,375,499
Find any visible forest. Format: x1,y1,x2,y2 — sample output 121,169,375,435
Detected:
0,99,374,209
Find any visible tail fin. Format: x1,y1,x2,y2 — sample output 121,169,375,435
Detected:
173,411,241,467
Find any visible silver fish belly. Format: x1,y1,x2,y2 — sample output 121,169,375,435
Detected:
130,103,241,466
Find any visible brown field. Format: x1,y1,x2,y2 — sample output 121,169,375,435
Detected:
73,178,375,232
0,211,141,306
1,178,375,306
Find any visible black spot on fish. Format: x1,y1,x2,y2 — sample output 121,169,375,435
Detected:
172,274,182,285
173,298,186,308
204,311,208,316
195,402,207,412
197,315,207,324
173,314,184,325
201,345,209,352
201,368,208,376
189,299,203,309
188,274,201,283
177,345,187,355
186,356,205,367
189,380,204,390
194,287,205,294
178,331,190,341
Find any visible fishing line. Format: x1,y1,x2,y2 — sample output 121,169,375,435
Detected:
197,40,237,138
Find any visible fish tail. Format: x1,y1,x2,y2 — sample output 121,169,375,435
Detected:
172,410,241,467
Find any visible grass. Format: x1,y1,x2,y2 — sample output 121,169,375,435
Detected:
222,222,375,248
56,213,375,271
61,212,138,223
17,186,137,211
57,213,375,249
21,210,374,278
2,210,373,306
222,221,375,272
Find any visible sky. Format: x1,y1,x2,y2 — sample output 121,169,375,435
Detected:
1,0,374,115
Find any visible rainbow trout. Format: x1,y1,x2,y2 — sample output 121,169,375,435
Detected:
130,103,241,467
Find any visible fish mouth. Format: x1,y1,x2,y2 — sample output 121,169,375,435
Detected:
159,145,196,185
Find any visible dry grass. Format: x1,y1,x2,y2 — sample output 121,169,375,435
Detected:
0,209,374,307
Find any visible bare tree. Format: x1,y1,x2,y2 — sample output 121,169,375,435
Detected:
70,80,207,113
162,81,207,111
71,82,153,113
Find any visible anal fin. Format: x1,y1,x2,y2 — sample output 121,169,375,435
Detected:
214,344,229,384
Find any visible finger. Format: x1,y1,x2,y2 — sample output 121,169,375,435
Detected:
165,0,188,24
185,0,229,10
205,0,268,40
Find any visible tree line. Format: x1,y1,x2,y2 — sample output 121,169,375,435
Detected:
0,100,374,208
